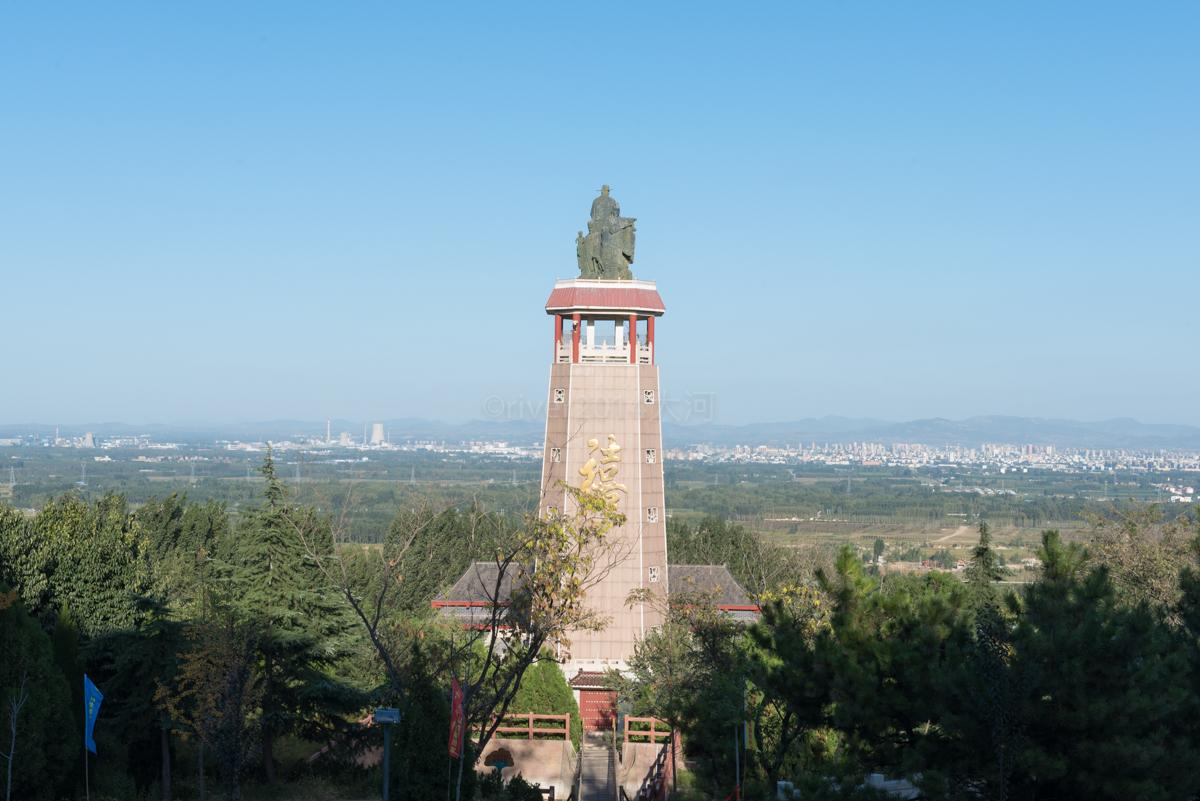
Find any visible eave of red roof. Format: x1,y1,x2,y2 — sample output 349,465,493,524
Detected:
568,670,611,689
431,600,509,608
545,286,665,315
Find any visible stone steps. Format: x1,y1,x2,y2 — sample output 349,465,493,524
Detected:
578,736,616,801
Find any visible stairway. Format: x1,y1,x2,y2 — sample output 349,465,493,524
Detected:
578,731,616,801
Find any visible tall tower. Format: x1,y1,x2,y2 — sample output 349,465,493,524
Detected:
437,189,754,742
541,187,667,669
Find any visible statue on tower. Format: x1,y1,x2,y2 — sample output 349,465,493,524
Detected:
576,185,636,279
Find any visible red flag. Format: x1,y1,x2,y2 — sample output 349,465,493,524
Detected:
448,679,465,758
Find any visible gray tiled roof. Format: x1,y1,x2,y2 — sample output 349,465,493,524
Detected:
435,561,525,605
433,561,527,625
666,565,754,607
435,562,755,613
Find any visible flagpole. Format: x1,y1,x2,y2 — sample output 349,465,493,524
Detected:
83,679,89,801
454,743,466,801
452,683,467,801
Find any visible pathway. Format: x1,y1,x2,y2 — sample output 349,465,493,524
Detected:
578,731,616,801
933,525,974,544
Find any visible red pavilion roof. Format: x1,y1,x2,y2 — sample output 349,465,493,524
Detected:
544,280,665,315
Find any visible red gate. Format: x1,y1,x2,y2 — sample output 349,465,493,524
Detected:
578,689,617,731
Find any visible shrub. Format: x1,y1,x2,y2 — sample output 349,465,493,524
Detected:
504,659,582,749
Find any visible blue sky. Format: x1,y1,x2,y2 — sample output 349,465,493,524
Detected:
2,2,1197,426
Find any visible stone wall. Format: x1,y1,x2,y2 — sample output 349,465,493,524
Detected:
477,739,578,800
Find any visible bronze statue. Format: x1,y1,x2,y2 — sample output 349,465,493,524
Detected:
576,185,635,279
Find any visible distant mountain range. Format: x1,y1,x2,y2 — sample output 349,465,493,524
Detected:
4,415,1200,450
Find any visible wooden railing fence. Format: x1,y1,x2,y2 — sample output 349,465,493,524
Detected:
624,716,671,743
490,712,571,741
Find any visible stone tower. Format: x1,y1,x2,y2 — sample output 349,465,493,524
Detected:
542,188,667,670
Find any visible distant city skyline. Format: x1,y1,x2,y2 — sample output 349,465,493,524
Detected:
2,4,1197,425
8,427,1200,488
6,413,1200,453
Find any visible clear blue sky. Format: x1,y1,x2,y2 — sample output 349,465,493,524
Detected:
2,2,1197,427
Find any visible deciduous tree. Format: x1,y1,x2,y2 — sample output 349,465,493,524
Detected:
0,590,72,801
297,481,627,784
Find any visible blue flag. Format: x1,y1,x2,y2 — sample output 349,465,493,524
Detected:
83,674,103,755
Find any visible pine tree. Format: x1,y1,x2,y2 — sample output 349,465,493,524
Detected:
1007,531,1200,800
384,643,454,801
965,522,1005,611
506,659,582,748
226,448,357,782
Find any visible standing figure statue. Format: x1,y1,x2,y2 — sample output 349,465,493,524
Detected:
576,185,636,279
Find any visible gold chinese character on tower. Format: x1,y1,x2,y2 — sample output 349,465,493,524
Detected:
579,434,626,504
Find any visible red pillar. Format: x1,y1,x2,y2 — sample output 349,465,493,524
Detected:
647,315,655,364
629,314,638,364
554,314,563,361
572,313,581,363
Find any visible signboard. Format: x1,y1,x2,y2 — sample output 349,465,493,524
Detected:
375,707,401,725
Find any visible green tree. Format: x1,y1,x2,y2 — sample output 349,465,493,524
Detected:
668,517,814,600
507,658,582,748
81,495,225,800
824,555,974,779
89,598,184,800
49,605,84,792
1006,531,1200,800
0,508,29,596
964,521,1005,610
225,449,357,783
304,481,627,801
159,611,261,801
1,493,151,634
612,611,694,790
383,505,504,616
749,549,979,791
1176,566,1200,747
616,587,747,797
1084,504,1198,615
381,642,459,801
0,590,73,801
936,594,1018,801
136,494,228,618
746,583,833,791
448,485,628,758
929,549,956,570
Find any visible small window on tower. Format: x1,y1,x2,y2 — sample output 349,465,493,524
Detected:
643,389,655,404
645,448,657,464
553,388,565,404
648,566,660,583
647,506,659,523
550,447,561,463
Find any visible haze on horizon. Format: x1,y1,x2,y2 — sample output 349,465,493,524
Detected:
2,4,1197,427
